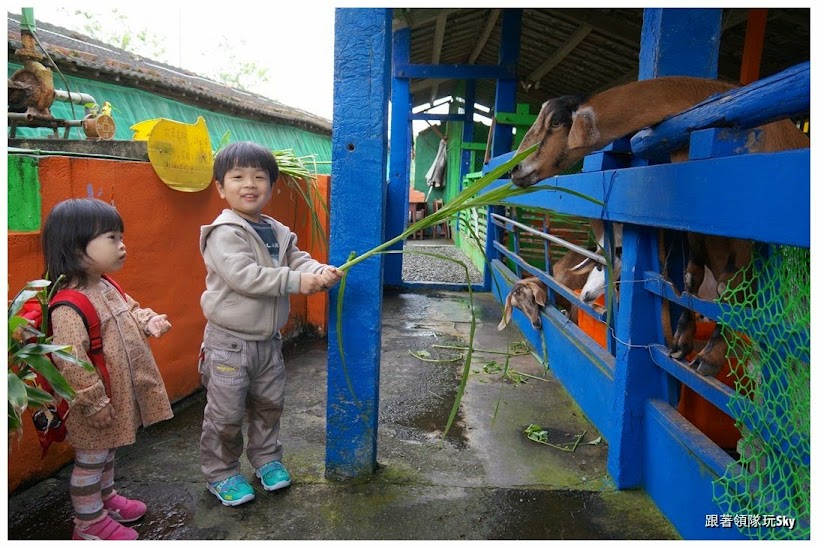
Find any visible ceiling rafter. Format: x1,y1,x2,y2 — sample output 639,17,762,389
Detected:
522,24,592,91
393,8,459,30
429,12,448,105
548,9,641,47
467,9,501,64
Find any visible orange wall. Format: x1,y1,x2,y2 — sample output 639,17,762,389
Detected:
7,156,330,492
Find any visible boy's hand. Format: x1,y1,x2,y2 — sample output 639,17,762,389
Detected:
146,314,172,338
299,267,345,295
319,266,345,290
88,403,116,429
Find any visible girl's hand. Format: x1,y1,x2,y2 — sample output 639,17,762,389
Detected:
87,403,116,429
146,314,172,338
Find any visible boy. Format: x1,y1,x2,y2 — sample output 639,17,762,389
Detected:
199,141,343,506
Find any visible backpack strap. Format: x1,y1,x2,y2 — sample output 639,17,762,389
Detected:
101,274,126,300
49,290,112,399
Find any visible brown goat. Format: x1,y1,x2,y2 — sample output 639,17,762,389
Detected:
510,76,808,376
498,248,597,331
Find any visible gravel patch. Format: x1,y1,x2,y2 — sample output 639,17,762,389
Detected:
401,243,483,284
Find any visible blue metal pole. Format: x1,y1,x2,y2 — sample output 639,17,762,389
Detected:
384,26,411,286
484,8,521,290
326,7,391,480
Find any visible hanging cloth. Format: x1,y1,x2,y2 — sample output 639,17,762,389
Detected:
424,138,448,189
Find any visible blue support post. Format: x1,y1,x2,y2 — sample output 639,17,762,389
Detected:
384,26,411,286
326,8,391,480
639,8,721,79
484,8,521,290
460,80,475,184
608,7,723,489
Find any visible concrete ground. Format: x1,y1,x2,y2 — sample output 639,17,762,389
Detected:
7,289,679,540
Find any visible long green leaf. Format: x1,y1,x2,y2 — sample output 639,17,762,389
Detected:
25,384,55,406
14,354,76,400
16,343,75,356
8,372,29,412
51,349,96,372
9,402,22,432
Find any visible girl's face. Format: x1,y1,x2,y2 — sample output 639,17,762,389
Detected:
217,166,273,222
84,230,126,277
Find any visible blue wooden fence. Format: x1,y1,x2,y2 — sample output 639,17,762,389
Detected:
484,56,809,543
329,7,809,540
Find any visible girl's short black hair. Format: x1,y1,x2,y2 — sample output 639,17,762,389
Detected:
42,198,124,288
213,141,279,184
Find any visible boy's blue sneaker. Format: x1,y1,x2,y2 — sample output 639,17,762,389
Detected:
207,474,256,506
255,461,291,491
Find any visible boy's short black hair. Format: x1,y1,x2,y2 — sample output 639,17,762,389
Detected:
213,142,280,184
42,198,124,288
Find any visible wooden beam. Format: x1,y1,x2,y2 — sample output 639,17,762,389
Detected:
739,8,768,84
549,8,641,47
523,24,592,90
430,12,448,104
392,8,459,30
468,8,501,63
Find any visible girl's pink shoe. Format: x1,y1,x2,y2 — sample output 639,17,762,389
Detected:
72,516,139,540
103,494,147,523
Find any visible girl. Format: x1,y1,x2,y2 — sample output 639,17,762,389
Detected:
43,198,174,540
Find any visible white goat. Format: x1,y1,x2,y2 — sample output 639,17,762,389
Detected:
510,76,808,376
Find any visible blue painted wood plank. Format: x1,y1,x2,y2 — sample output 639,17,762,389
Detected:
607,225,670,488
494,150,809,248
688,128,762,160
638,9,721,79
484,9,522,291
631,62,810,157
643,400,747,540
326,8,391,480
393,63,513,80
461,80,476,182
384,26,412,287
650,346,734,417
483,151,515,172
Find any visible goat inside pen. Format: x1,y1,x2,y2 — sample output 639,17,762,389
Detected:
486,62,808,540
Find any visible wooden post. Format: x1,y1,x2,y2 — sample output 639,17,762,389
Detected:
326,8,391,480
384,26,412,286
484,8,521,290
609,7,723,489
740,8,768,84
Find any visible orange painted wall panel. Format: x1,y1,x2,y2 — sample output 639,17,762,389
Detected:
8,157,330,492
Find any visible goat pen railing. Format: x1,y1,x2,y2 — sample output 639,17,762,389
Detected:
481,62,809,540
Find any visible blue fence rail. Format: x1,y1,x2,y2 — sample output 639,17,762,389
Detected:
481,63,809,540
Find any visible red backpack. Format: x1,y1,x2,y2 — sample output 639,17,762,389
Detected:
18,275,124,456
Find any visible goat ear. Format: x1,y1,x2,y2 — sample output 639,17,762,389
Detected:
568,107,600,150
531,284,547,307
498,293,513,331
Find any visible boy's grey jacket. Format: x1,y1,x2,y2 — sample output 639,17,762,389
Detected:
200,209,327,340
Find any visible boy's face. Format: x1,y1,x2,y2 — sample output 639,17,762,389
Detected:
216,166,273,222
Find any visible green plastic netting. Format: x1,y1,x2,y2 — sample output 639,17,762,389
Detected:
712,244,810,540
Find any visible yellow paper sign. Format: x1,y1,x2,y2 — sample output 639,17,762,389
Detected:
136,116,214,192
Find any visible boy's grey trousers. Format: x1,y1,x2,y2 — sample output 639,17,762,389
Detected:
199,323,285,484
